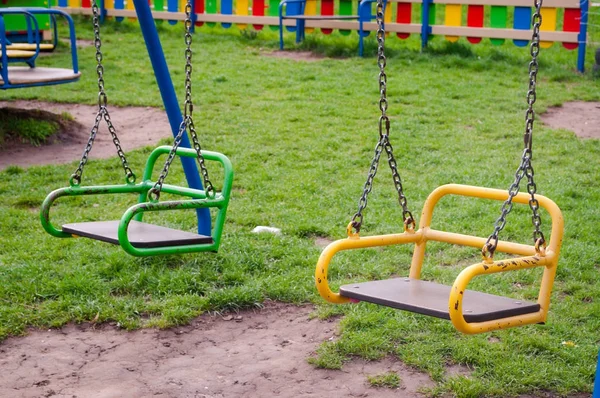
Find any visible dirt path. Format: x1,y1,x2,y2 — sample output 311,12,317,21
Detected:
0,100,173,170
540,101,600,139
0,100,598,171
0,303,435,398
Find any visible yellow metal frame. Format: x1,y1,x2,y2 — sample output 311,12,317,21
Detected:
315,184,564,334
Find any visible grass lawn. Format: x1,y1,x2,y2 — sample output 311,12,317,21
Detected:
1,13,600,397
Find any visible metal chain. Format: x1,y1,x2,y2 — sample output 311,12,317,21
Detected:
148,0,214,201
350,0,413,234
484,0,545,258
148,120,187,201
70,0,135,186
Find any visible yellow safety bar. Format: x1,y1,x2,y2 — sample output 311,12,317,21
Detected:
315,184,564,334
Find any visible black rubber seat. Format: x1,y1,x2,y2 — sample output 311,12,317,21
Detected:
62,220,213,249
339,278,540,323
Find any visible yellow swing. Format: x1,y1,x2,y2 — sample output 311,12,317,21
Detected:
315,0,564,335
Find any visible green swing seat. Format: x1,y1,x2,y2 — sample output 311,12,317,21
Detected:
41,146,233,257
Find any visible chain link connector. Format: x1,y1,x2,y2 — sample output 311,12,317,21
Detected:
125,173,137,185
98,92,107,108
184,102,193,118
346,222,360,239
403,213,416,232
378,116,390,137
69,174,81,187
205,185,216,199
534,237,546,256
481,242,495,263
147,188,160,203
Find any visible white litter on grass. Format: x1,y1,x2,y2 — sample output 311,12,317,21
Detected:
252,226,282,235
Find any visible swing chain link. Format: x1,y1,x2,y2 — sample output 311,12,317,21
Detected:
350,0,414,234
148,121,187,202
484,0,545,258
70,1,135,186
148,0,214,201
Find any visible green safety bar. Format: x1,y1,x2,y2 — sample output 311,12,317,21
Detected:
40,146,234,256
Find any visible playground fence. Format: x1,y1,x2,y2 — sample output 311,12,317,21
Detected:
50,0,591,72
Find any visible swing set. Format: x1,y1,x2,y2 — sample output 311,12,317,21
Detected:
315,0,564,334
40,0,233,256
36,0,563,334
0,7,80,89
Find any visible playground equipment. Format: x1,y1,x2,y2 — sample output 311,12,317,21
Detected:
315,0,564,334
0,8,79,89
1,0,52,44
40,0,233,257
1,0,59,52
278,0,360,50
595,350,600,398
5,13,59,52
54,0,590,73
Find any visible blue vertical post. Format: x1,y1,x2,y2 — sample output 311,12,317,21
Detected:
577,0,589,73
421,0,432,50
100,0,106,24
594,347,600,398
131,0,211,236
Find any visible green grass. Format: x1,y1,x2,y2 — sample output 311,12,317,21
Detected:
0,108,61,146
1,15,600,397
367,371,402,388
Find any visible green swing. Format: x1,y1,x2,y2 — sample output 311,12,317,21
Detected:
40,1,233,257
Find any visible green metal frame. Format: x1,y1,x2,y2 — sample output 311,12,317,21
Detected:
40,146,234,256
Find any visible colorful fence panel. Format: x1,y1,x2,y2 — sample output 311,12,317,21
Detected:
513,5,530,47
321,0,333,34
252,0,264,30
396,2,411,39
466,5,483,44
489,5,507,45
53,0,590,72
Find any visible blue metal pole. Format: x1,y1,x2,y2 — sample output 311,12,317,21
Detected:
577,0,589,73
131,0,211,236
421,0,432,51
100,0,106,24
594,347,600,398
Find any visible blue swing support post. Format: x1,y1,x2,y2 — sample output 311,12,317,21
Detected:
594,346,600,398
130,0,211,236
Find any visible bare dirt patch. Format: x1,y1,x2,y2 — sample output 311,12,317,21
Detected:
2,99,597,171
0,302,434,398
314,236,334,248
263,50,326,62
540,101,600,139
0,100,173,170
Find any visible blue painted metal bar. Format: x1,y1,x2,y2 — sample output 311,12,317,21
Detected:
577,0,589,73
594,346,600,398
100,0,107,24
131,0,211,236
0,15,8,85
421,0,432,50
358,0,381,56
278,0,305,50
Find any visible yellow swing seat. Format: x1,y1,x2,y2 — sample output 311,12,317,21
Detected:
6,43,55,52
315,184,564,335
0,49,36,58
